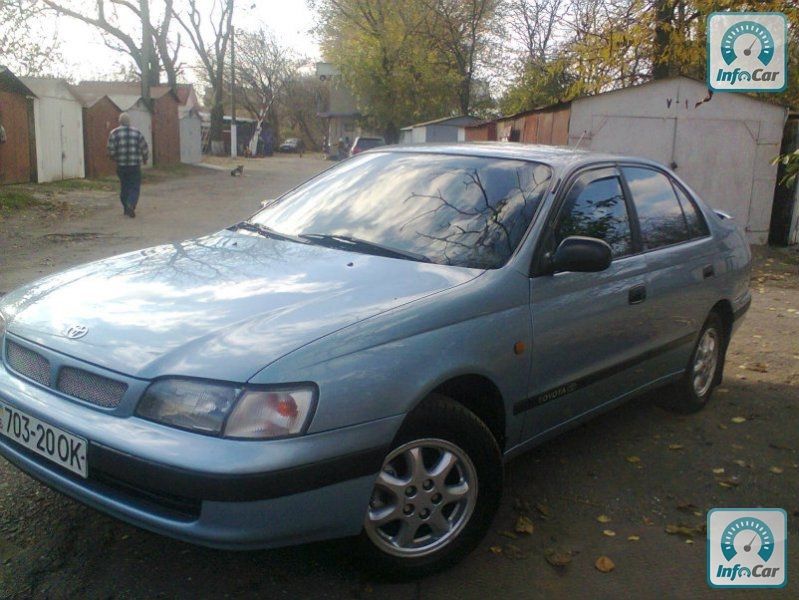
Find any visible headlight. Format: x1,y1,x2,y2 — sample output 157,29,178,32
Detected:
136,378,316,439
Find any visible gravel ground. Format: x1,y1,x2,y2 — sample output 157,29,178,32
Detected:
0,156,797,599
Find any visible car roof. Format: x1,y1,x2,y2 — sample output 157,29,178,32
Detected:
380,142,665,171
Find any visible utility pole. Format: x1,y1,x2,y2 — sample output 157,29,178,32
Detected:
230,24,237,158
140,0,153,107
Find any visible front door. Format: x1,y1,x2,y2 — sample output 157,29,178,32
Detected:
520,167,655,441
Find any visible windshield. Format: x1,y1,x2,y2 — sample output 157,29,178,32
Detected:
251,151,552,269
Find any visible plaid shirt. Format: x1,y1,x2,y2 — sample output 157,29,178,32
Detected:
107,126,149,167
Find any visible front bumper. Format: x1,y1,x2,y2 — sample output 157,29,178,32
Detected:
0,359,402,550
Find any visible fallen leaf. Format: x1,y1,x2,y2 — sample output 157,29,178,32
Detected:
603,529,616,537
643,516,655,526
499,530,518,540
544,549,573,568
769,443,793,451
677,503,699,514
769,466,784,474
731,416,747,424
595,556,615,573
505,543,526,559
515,516,535,535
685,539,694,545
536,503,550,517
626,455,641,464
490,545,503,555
596,514,612,523
668,444,684,450
717,476,740,488
747,362,768,373
665,524,705,538
732,459,748,468
718,424,728,430
627,535,640,541
712,467,725,474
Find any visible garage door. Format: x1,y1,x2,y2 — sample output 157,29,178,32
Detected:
589,116,675,165
672,118,757,226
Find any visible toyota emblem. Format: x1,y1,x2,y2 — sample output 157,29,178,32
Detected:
65,325,88,339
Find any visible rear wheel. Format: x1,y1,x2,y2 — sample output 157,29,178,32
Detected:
359,395,502,578
660,312,725,413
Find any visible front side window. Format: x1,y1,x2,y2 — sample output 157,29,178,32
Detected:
622,167,690,249
555,175,633,258
251,152,552,269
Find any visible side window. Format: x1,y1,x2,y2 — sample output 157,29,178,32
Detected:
556,175,633,258
672,182,709,238
622,167,690,249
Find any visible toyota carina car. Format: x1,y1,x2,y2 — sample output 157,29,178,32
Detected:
0,144,751,576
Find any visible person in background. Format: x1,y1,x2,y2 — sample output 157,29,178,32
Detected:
107,112,149,218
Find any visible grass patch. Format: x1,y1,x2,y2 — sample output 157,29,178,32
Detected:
43,178,116,192
0,187,40,213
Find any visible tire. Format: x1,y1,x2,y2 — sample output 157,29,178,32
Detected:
359,394,502,578
659,312,726,414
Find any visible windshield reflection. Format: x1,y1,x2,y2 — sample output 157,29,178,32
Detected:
251,152,552,269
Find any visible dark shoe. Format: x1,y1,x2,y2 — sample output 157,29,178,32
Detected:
129,208,136,218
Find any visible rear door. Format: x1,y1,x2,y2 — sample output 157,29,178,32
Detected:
522,167,655,440
619,165,717,375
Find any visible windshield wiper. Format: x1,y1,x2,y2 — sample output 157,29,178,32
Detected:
229,221,307,244
299,233,432,263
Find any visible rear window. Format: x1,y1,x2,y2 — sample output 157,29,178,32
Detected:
356,138,384,150
622,167,690,249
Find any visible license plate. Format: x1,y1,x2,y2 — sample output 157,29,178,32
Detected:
0,401,88,478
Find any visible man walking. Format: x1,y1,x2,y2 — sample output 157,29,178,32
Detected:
107,113,149,218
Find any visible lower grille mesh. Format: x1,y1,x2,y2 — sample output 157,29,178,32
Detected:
5,341,50,386
57,367,128,409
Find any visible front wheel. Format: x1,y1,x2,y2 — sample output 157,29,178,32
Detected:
359,395,502,578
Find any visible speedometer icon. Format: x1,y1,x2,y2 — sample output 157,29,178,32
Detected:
721,21,775,66
721,517,775,562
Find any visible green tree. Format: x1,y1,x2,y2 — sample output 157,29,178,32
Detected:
311,0,493,140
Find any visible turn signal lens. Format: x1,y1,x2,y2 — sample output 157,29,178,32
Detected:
223,387,316,439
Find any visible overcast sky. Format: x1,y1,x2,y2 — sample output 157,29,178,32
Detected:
52,0,320,83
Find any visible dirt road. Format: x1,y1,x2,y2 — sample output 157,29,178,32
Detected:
0,156,797,599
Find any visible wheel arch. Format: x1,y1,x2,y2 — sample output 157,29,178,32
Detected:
410,374,507,451
709,299,733,385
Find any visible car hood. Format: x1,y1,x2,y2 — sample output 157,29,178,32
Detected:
2,230,480,381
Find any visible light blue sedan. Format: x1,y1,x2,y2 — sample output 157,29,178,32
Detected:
0,144,751,576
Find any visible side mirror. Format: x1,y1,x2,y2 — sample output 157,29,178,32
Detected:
551,236,612,273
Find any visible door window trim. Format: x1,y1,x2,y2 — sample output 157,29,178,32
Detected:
530,164,639,276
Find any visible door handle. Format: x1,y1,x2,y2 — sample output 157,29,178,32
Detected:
628,284,647,305
703,264,715,279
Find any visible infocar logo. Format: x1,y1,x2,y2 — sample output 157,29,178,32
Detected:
708,509,787,588
707,13,787,92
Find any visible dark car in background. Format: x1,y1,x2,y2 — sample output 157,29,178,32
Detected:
278,138,304,153
350,136,385,156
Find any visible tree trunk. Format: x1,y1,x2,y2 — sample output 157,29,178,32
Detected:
652,0,672,79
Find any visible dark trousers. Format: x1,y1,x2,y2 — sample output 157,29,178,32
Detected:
117,166,142,211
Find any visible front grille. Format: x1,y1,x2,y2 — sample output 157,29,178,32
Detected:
5,341,51,386
57,367,128,409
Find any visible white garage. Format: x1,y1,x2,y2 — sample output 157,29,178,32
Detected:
19,77,85,182
566,77,787,244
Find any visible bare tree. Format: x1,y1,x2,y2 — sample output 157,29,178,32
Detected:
171,0,235,147
234,28,302,152
506,0,564,63
42,0,181,89
0,0,63,76
422,0,500,115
